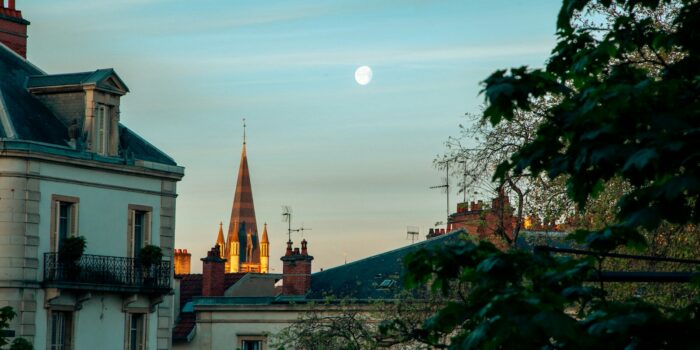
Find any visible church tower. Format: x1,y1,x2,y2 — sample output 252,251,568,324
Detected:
260,223,270,273
224,123,266,273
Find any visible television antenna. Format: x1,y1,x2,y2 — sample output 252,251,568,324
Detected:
430,159,451,226
291,224,312,238
458,159,467,203
281,205,292,242
406,226,419,243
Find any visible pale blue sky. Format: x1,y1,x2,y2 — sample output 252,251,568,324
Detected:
23,0,560,272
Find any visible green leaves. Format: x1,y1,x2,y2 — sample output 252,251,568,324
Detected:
399,1,700,349
0,306,16,347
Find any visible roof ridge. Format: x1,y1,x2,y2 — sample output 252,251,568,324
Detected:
0,42,45,75
27,70,95,78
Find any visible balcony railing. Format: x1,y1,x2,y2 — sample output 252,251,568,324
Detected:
43,253,171,293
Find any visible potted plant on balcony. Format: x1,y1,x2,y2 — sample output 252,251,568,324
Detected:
58,236,86,281
139,245,163,286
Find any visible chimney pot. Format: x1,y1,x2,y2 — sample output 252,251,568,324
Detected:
281,240,314,296
9,0,15,10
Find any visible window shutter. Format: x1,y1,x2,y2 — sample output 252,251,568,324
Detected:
70,203,79,237
142,313,148,350
51,201,59,252
127,210,134,258
144,212,151,245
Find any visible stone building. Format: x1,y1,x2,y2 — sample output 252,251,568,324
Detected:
0,3,184,349
172,233,461,350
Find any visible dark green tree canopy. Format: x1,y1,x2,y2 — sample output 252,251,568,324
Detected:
483,0,700,249
395,1,700,349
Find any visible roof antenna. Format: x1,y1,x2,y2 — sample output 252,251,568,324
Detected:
430,159,452,227
291,224,312,239
281,205,292,242
406,226,419,244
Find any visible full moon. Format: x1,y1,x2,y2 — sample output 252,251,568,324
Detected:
354,66,372,85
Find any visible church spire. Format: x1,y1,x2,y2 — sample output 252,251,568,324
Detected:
260,223,270,273
225,123,260,271
215,222,225,259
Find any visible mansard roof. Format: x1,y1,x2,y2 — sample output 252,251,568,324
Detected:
0,43,179,169
308,230,464,300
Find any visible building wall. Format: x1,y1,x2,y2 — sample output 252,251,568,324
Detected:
0,154,179,349
173,305,372,350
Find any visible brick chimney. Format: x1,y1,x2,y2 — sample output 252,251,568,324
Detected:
201,245,226,296
174,249,192,275
281,239,314,296
0,0,30,58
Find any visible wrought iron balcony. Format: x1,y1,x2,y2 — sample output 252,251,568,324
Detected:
43,253,171,294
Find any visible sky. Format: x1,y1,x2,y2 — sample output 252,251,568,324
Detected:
22,0,561,273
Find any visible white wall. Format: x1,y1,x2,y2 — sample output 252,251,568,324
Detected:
38,162,163,259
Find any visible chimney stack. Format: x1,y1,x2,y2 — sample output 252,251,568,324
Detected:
281,240,314,296
174,248,192,275
0,0,29,58
201,245,226,296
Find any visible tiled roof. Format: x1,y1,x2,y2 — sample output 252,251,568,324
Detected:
0,43,176,167
308,231,464,300
173,273,246,343
171,312,196,342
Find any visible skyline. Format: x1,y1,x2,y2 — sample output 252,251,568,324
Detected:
23,0,560,272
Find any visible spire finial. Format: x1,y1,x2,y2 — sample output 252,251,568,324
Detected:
243,118,246,145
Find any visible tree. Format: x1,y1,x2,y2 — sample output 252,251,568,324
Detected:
0,306,16,347
271,295,447,350
399,0,700,348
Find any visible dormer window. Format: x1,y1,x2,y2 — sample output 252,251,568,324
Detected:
26,68,129,157
94,104,110,155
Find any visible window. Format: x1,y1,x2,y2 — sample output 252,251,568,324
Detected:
126,313,146,350
49,310,73,350
94,104,109,155
241,340,262,350
127,205,152,258
51,195,79,253
239,336,265,350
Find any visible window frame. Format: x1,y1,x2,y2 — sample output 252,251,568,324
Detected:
48,309,74,350
50,195,80,253
239,335,266,350
93,103,109,155
125,312,148,350
127,205,152,258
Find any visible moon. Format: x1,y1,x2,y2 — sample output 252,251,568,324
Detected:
355,66,372,85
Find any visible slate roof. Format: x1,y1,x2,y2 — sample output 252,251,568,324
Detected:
308,231,464,300
27,68,129,94
173,273,246,342
0,43,177,167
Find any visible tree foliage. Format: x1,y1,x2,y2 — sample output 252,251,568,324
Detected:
483,0,700,246
401,0,700,348
0,306,16,347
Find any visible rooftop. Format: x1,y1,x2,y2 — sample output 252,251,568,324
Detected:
0,43,181,172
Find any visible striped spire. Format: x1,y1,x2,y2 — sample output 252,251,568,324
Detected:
225,139,260,268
